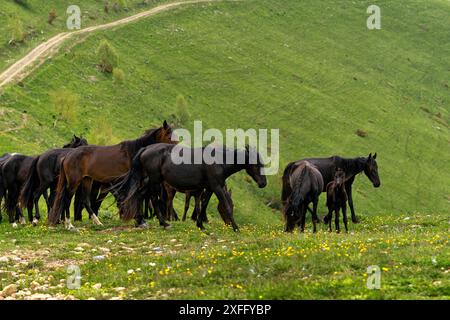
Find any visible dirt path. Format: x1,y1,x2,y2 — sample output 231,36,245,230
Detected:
0,0,222,90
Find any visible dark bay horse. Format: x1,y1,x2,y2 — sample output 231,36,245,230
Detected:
2,138,86,226
282,153,380,223
48,121,174,229
118,144,266,231
19,136,87,225
283,161,323,233
326,168,348,233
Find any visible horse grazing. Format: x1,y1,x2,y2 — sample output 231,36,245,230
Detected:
48,121,174,229
283,161,323,233
0,153,13,222
19,136,87,225
282,153,380,224
326,168,348,233
118,144,266,231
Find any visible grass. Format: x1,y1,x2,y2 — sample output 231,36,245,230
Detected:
0,213,448,299
0,0,449,299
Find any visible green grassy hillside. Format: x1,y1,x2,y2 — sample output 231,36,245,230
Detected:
0,0,449,300
1,0,449,218
0,0,171,72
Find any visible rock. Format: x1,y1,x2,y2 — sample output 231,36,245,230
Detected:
113,287,126,292
92,283,102,290
127,269,134,275
1,284,17,297
0,257,9,263
74,247,84,252
99,247,110,253
27,293,52,300
93,255,105,261
30,281,40,290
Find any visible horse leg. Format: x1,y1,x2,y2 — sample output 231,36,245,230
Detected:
182,192,191,222
193,192,202,222
345,184,359,223
342,202,348,233
74,187,84,221
164,185,176,221
335,208,340,233
81,178,102,226
328,207,333,232
149,184,170,229
196,189,212,230
17,207,26,225
64,191,77,231
213,186,237,232
298,205,305,233
312,198,319,233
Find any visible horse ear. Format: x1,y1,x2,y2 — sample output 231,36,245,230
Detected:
163,120,169,130
373,153,377,159
368,153,372,159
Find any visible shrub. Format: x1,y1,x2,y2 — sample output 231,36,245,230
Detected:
50,89,79,124
113,68,125,83
104,1,110,13
116,0,128,10
48,9,58,25
14,0,27,5
175,94,190,126
96,39,118,73
87,117,116,145
9,19,25,44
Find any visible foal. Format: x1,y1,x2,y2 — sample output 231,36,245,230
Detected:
326,168,348,233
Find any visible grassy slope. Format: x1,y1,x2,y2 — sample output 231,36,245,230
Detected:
0,0,449,299
0,0,171,72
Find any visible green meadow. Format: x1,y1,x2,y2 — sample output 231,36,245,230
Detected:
0,0,449,299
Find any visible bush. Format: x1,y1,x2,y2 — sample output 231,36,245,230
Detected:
96,39,118,73
113,68,125,84
175,94,190,127
50,89,79,124
356,129,368,138
14,0,27,5
87,117,116,145
9,19,25,44
48,9,58,25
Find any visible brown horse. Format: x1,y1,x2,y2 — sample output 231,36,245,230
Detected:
48,121,174,229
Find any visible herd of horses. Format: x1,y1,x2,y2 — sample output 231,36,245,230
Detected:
0,120,381,233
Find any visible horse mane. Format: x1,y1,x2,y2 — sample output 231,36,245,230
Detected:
121,128,160,157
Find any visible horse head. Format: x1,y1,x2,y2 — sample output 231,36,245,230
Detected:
364,153,380,187
244,146,267,188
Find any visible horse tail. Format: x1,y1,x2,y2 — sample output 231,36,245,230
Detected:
19,156,39,209
118,148,146,221
291,165,309,209
48,159,68,225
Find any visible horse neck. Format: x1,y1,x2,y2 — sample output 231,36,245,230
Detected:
124,131,157,157
337,157,366,178
222,149,247,178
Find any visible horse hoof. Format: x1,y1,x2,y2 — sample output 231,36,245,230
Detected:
12,223,18,228
19,217,26,225
163,224,171,230
32,219,38,227
352,217,360,224
137,222,149,229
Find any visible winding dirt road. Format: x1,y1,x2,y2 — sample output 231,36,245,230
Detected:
0,0,220,90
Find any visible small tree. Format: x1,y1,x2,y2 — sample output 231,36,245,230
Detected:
48,9,58,25
9,19,25,44
96,39,118,73
50,89,79,124
175,94,189,126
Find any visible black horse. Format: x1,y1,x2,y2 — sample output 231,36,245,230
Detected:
19,136,88,225
282,153,380,224
2,137,85,226
283,161,324,233
0,153,13,222
118,144,267,231
325,168,348,233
